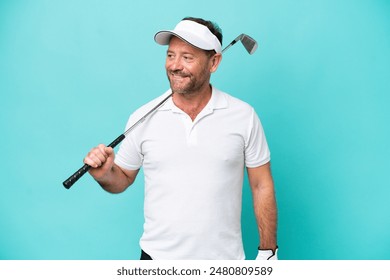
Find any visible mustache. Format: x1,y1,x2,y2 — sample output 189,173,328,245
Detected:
168,70,190,77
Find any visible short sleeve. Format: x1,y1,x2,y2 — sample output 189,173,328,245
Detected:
244,108,270,168
114,116,143,171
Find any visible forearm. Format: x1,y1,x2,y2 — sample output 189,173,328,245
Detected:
95,164,134,193
253,184,278,250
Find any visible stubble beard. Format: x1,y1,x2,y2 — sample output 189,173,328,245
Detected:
167,69,210,96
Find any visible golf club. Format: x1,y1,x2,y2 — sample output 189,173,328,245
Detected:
63,33,258,189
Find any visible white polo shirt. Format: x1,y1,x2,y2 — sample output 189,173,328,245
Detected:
115,86,270,259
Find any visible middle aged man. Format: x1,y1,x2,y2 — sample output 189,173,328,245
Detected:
83,17,278,260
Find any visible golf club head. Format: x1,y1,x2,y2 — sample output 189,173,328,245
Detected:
241,34,258,55
222,33,258,54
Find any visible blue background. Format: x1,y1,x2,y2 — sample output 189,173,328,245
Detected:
1,0,389,260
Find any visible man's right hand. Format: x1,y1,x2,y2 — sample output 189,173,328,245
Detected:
83,144,115,180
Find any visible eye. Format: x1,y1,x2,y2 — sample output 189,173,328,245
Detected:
183,55,193,62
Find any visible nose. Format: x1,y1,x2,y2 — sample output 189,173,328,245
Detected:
166,56,183,72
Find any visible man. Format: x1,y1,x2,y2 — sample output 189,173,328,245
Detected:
83,17,278,260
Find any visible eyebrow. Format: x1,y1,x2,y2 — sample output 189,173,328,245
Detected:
167,49,195,56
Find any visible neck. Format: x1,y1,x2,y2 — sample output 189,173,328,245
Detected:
173,84,212,121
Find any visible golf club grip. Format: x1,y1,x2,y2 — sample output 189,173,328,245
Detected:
63,134,126,189
63,164,91,189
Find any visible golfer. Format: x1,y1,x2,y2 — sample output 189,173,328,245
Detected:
83,17,278,260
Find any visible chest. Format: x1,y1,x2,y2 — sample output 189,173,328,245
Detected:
136,110,248,168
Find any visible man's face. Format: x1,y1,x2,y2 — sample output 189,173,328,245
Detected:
165,36,214,95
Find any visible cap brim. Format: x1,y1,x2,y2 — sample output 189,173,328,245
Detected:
154,31,174,45
154,30,215,51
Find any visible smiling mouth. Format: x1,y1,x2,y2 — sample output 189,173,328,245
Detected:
170,74,190,84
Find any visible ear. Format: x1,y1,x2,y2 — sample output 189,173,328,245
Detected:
209,53,222,73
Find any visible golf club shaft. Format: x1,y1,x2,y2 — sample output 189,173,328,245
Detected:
222,35,243,53
62,93,172,189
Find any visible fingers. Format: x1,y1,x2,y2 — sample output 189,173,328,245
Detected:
104,146,114,156
84,144,114,168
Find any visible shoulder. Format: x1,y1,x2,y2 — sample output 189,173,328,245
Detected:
213,86,255,115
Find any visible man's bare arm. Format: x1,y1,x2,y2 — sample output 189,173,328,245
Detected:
247,162,278,251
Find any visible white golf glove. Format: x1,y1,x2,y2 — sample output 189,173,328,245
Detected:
255,247,278,260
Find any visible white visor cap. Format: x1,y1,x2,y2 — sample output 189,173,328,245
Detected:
154,20,222,54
